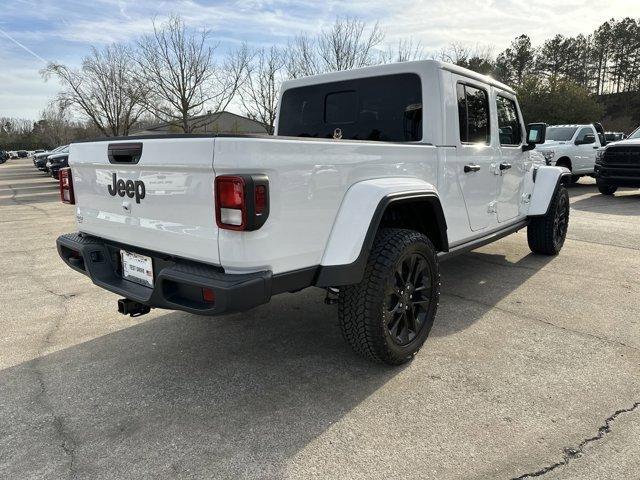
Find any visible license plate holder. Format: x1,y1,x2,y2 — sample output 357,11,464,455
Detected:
121,250,154,288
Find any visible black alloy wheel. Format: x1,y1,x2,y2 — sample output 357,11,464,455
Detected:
385,252,432,346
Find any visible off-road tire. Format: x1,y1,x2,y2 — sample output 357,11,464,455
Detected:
597,184,617,196
338,228,440,365
527,185,570,255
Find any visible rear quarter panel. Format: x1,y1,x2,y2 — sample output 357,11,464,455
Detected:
213,137,439,274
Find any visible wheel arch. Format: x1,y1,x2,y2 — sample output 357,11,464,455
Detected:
528,166,571,217
555,156,572,170
316,179,448,287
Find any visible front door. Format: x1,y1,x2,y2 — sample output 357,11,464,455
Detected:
495,93,527,223
454,79,498,231
574,126,598,172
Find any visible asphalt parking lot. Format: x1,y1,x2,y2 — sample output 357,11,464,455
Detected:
1,158,639,480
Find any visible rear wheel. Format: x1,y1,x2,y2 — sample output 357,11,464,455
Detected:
597,184,617,195
528,185,570,255
338,228,440,365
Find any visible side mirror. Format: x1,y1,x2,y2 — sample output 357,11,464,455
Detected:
523,123,547,151
576,134,595,145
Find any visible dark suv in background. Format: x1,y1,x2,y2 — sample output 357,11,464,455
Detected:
34,145,68,172
46,151,70,179
595,126,640,195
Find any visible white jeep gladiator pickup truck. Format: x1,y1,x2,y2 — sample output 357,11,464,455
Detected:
536,123,605,183
56,60,570,365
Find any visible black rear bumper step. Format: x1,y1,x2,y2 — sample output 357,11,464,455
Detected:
56,233,272,316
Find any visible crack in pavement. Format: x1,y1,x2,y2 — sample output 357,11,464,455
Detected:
565,235,640,252
511,402,640,479
461,254,640,287
441,291,639,353
45,289,77,300
30,290,80,480
7,184,52,217
4,205,82,479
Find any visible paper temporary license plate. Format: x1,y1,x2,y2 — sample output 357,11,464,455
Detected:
121,250,154,288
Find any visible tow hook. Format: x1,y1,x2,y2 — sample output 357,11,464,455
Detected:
117,298,151,317
324,287,340,305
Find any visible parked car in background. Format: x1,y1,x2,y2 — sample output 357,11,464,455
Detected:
8,151,19,159
0,150,8,164
604,132,625,143
34,146,67,171
46,152,69,179
536,124,604,183
595,126,640,195
17,150,28,158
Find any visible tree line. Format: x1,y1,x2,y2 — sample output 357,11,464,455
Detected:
3,15,639,149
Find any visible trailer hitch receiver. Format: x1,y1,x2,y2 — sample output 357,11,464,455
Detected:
118,298,151,317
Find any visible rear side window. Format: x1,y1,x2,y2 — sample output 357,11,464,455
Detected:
496,95,522,145
457,83,490,144
278,73,422,142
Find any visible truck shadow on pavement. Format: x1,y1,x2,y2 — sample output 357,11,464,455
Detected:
0,249,553,478
433,250,554,337
1,289,399,478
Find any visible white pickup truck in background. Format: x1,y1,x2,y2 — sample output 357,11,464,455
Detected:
536,123,605,183
56,60,569,365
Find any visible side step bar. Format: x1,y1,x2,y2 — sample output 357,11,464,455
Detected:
439,219,529,261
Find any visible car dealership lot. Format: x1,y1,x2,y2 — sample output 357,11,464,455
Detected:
0,158,639,479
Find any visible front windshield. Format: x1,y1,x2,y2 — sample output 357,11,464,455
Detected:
546,127,578,141
629,127,640,139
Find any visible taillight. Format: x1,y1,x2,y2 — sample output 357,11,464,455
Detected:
215,174,269,231
59,167,75,204
216,176,247,230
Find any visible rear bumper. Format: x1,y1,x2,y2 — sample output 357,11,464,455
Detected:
56,233,273,316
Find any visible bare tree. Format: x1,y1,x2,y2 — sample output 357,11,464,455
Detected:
318,17,384,71
43,44,147,136
437,42,495,75
379,38,424,63
240,47,286,134
36,102,74,146
286,34,320,78
135,15,248,133
287,17,385,78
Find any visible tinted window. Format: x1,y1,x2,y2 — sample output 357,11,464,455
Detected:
278,73,422,142
457,83,490,144
496,95,522,145
325,91,357,124
546,127,578,141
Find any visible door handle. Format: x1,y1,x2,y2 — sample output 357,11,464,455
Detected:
593,146,598,149
464,164,481,173
499,162,512,171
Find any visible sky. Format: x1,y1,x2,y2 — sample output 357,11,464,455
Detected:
0,0,636,120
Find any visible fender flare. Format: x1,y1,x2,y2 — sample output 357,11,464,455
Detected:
315,178,447,287
528,165,571,217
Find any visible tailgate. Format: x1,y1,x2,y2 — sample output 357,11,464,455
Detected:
69,137,220,265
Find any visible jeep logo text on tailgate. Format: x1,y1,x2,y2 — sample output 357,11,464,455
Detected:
108,173,146,203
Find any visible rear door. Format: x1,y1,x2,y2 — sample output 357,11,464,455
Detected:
495,92,528,223
69,137,220,266
453,78,498,231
